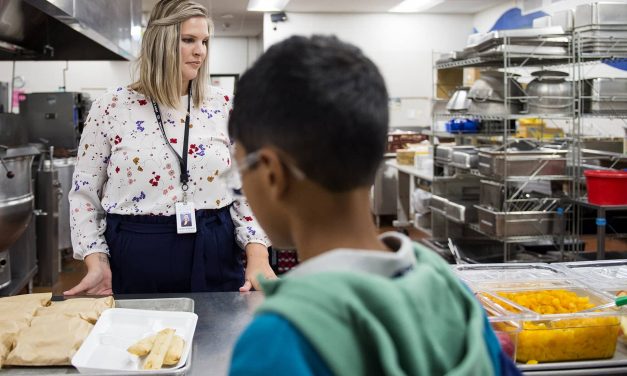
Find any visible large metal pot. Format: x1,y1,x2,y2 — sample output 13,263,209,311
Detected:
0,146,40,254
525,70,573,115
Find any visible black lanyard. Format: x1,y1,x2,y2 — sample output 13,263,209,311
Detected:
151,86,192,190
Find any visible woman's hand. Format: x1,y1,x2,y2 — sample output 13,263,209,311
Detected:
240,243,277,292
63,252,113,296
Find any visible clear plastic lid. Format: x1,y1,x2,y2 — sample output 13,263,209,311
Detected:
453,263,570,286
558,260,627,291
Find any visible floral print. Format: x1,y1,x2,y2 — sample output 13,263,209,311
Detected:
69,86,270,260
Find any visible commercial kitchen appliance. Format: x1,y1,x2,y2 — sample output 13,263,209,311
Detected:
19,92,91,151
0,115,40,289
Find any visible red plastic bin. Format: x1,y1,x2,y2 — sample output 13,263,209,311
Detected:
584,170,627,205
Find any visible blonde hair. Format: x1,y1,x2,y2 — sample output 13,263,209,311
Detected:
130,0,213,108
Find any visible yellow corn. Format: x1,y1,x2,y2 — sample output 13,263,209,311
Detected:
490,290,620,363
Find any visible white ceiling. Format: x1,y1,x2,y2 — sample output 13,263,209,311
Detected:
142,0,510,37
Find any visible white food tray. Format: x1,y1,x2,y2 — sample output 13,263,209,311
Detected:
72,308,198,374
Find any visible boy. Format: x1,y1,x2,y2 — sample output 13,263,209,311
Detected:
228,35,520,376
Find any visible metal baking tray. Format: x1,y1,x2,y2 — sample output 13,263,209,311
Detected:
451,149,479,169
1,298,195,375
480,180,504,211
467,27,567,49
476,44,568,57
475,205,556,237
575,2,627,28
445,199,478,224
435,145,475,164
478,148,567,179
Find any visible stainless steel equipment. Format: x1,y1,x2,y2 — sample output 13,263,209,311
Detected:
0,144,39,289
435,145,475,164
583,78,627,114
575,2,627,28
44,157,75,250
34,148,63,286
524,70,573,115
0,249,9,288
475,205,556,237
478,148,567,179
446,87,471,112
20,92,91,151
480,180,505,211
0,215,37,296
0,0,141,61
451,149,479,169
467,71,524,115
370,156,398,226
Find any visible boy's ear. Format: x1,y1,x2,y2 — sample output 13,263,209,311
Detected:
257,148,290,200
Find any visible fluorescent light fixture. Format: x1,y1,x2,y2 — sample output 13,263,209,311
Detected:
389,0,445,13
247,0,290,12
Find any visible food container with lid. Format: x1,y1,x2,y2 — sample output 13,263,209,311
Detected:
479,286,621,363
454,263,624,364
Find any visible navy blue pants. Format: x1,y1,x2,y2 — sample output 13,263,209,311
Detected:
104,206,245,294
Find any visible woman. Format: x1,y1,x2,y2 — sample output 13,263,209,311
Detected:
66,0,275,295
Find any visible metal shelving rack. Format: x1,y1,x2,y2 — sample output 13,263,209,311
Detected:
570,26,627,259
430,32,579,262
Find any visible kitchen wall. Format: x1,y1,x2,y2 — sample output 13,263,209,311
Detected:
0,36,262,106
262,12,475,128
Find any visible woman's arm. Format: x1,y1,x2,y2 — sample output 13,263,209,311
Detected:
66,92,116,295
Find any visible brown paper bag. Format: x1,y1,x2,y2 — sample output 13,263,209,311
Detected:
0,293,51,307
35,296,115,324
0,303,41,369
4,316,93,366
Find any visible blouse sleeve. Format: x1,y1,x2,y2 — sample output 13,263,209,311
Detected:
69,93,115,260
221,91,271,250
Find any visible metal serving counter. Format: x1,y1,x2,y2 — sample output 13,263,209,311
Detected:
116,292,627,376
123,292,264,376
4,291,627,375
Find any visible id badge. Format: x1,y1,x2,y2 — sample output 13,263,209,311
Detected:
175,201,197,234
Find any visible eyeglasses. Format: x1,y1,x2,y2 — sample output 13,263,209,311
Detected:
220,149,307,197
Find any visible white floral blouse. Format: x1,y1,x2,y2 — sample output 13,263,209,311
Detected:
69,86,270,260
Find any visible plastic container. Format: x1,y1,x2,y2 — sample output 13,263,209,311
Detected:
445,118,480,133
558,260,627,295
584,170,627,205
455,263,625,364
479,287,621,363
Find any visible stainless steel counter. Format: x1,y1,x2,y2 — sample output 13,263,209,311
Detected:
117,292,264,376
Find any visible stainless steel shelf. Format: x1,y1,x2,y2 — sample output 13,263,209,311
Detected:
468,223,557,243
422,130,510,140
435,112,578,120
466,169,572,182
581,113,627,119
436,55,572,69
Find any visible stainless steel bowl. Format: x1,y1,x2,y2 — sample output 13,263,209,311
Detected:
525,70,573,115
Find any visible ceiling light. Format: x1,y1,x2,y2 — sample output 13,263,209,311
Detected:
389,0,444,13
247,0,290,12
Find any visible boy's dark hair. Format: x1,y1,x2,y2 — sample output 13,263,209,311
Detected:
228,35,389,192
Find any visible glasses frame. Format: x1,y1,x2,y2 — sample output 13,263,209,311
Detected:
234,149,306,180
